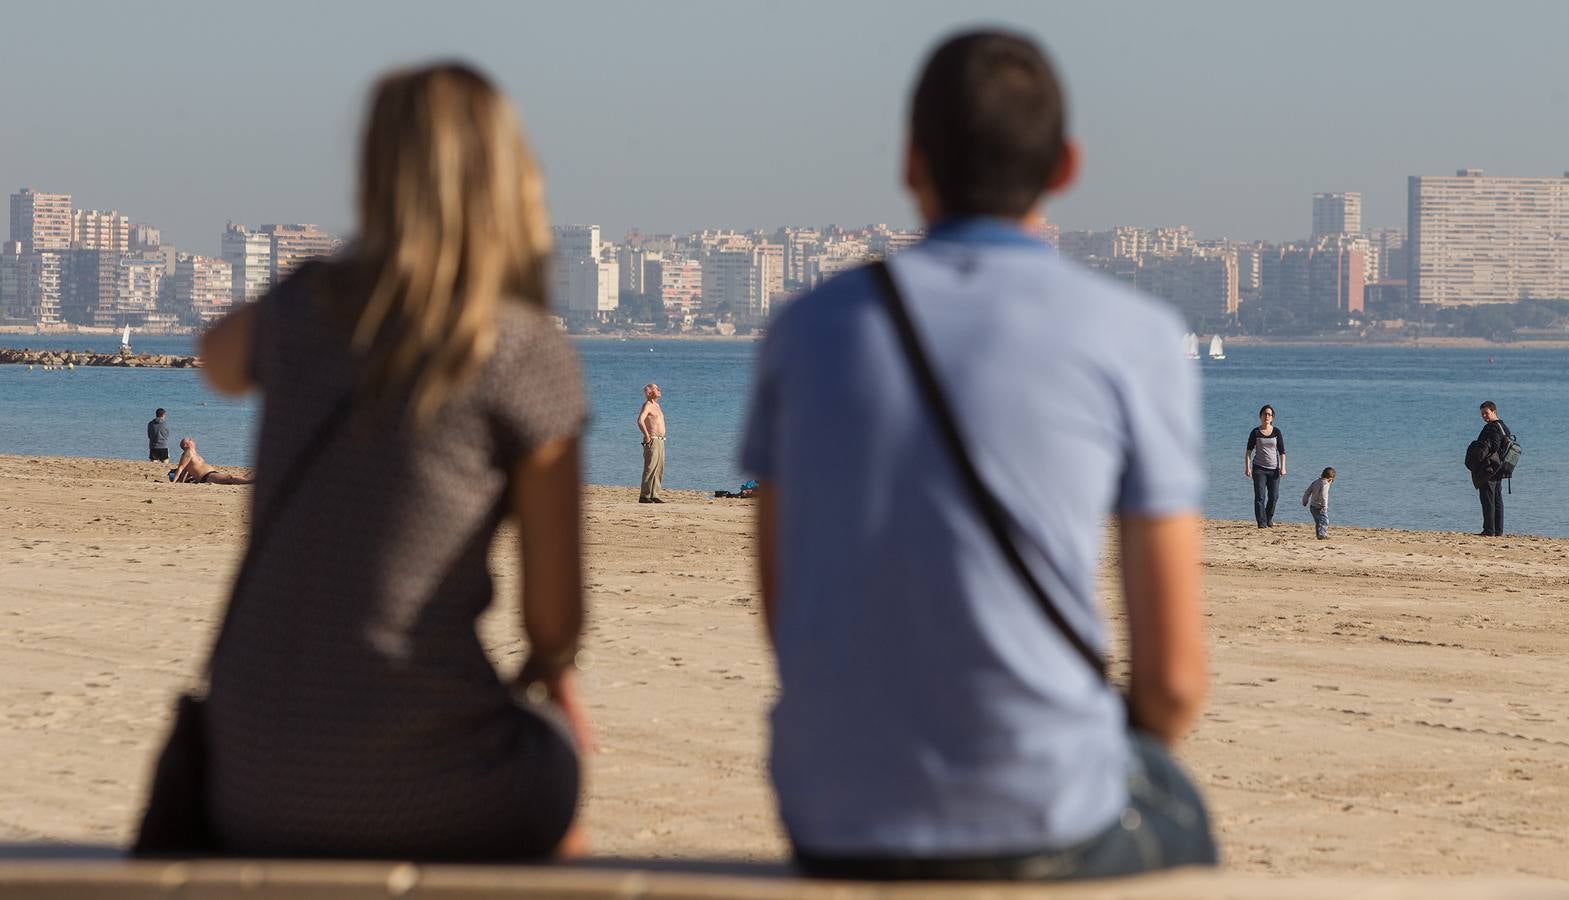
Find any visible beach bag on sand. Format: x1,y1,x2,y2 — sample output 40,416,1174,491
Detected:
133,396,354,856
133,695,215,854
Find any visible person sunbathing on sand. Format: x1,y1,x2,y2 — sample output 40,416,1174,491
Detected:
170,437,253,485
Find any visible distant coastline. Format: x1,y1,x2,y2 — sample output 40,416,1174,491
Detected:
7,324,1568,350
1225,334,1569,350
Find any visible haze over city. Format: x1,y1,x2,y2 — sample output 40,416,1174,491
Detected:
4,0,1568,250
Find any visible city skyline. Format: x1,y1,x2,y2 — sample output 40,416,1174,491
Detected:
3,1,1567,249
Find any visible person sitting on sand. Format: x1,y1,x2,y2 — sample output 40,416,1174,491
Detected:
170,437,254,485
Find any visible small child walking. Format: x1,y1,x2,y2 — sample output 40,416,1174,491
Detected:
1302,467,1335,539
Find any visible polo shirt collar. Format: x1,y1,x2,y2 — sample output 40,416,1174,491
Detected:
925,216,1044,248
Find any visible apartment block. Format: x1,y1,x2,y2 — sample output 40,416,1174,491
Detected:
1408,169,1569,305
1370,228,1406,281
617,245,662,297
646,257,703,320
20,250,65,324
776,227,820,290
129,223,162,252
174,253,234,324
1138,251,1239,328
63,248,120,325
221,223,273,303
0,242,20,319
560,257,619,317
1312,192,1362,237
1260,243,1363,323
73,209,130,253
261,224,340,285
702,245,778,321
9,189,72,252
115,254,166,321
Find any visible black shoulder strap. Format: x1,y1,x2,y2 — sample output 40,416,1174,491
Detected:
202,393,356,678
868,261,1108,683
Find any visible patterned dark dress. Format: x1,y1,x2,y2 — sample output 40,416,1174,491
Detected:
205,265,586,859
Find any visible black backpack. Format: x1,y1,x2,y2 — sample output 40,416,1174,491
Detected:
1495,427,1522,481
1469,421,1521,491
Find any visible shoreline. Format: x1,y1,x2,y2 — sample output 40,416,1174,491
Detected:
0,454,1551,540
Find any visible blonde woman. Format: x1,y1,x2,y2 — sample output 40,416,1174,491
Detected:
194,63,588,859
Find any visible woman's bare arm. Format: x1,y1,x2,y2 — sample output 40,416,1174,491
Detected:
1120,513,1208,745
510,437,593,750
198,303,259,396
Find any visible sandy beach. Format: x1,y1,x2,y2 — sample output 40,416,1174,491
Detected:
2,454,1567,878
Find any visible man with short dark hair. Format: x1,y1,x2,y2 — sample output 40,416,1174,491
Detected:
147,408,170,462
742,30,1215,882
1474,400,1511,536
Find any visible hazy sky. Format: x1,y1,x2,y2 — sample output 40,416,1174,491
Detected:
4,1,1567,252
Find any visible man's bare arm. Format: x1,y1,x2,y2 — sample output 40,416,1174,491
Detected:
1120,512,1208,746
756,484,779,648
636,402,653,442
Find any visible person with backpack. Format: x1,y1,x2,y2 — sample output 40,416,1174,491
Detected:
1470,400,1513,537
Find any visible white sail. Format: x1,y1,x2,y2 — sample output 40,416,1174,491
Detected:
120,325,131,351
1208,335,1225,359
1184,332,1200,359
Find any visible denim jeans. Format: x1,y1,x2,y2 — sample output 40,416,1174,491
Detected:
1479,480,1503,535
1310,505,1329,539
793,731,1219,881
1251,468,1280,527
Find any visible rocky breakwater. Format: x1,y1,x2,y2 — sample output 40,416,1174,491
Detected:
1,347,202,368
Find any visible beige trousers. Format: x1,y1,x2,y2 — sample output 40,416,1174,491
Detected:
640,437,665,500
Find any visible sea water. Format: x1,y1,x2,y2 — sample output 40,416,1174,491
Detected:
3,333,1565,537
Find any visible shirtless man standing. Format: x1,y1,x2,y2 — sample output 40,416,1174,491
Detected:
170,437,255,485
636,383,666,503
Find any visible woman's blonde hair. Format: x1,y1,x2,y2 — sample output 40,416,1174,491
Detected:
349,62,551,421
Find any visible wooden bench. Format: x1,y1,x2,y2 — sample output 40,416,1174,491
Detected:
1,852,1566,899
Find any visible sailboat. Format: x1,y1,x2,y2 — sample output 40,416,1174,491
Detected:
119,325,132,355
1184,332,1201,360
1208,334,1225,360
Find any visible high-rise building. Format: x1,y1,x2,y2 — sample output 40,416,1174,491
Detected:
0,242,21,319
63,248,120,325
129,223,162,252
260,224,340,285
174,253,234,323
221,223,274,304
1138,251,1239,328
1313,192,1362,237
1408,169,1569,305
616,245,662,297
9,189,72,252
20,250,65,324
1308,243,1365,318
551,225,617,317
115,254,166,322
1369,228,1406,281
72,209,130,253
702,245,778,321
646,257,703,321
776,227,820,290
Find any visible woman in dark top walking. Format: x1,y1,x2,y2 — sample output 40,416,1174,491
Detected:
1245,405,1286,528
190,63,591,860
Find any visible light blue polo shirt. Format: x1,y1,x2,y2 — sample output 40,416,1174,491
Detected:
740,218,1202,857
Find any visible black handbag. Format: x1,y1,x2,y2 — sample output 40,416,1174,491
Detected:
132,395,356,856
867,261,1112,685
